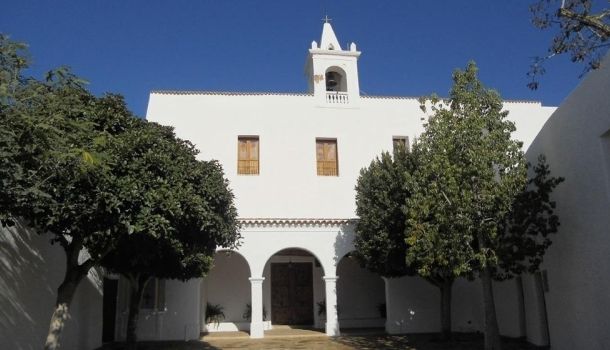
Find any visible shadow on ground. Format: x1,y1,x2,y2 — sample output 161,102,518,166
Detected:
333,333,547,350
98,333,548,350
98,341,221,350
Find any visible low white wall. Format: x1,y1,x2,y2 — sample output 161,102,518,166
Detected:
116,278,201,341
384,276,441,334
0,223,103,350
493,278,525,338
162,279,201,340
385,276,527,337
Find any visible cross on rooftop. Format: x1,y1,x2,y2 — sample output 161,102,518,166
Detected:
322,15,332,23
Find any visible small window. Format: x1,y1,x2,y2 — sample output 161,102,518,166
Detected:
316,138,338,176
392,136,409,153
141,279,165,310
238,136,259,175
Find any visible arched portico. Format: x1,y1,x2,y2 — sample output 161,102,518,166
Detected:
260,248,326,331
336,252,386,331
202,250,252,333
208,219,356,338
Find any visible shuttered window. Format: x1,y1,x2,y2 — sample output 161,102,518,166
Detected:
392,136,409,152
238,136,259,175
316,139,338,176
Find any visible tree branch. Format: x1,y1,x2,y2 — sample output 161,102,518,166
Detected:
558,8,610,39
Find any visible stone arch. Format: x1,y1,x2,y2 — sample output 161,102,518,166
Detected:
214,248,251,276
336,250,387,329
203,249,252,330
262,247,327,276
262,247,327,327
325,66,348,92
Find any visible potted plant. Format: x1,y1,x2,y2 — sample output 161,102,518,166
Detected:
205,303,225,329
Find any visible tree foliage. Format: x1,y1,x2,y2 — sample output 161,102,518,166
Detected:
0,34,239,350
412,62,528,350
100,121,239,349
353,147,417,278
529,0,610,89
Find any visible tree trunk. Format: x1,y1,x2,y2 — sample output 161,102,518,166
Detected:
480,266,502,350
440,278,453,341
44,266,86,350
125,275,151,350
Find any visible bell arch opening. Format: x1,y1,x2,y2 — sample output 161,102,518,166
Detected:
325,67,347,92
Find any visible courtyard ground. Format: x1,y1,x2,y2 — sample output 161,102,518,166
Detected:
99,332,546,350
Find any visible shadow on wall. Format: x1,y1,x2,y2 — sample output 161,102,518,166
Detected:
332,223,355,268
0,221,103,350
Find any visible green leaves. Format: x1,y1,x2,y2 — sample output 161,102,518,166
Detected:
1,33,239,283
407,61,528,280
99,120,239,281
353,147,418,277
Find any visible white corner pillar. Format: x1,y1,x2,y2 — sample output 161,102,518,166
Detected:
382,277,395,334
323,276,340,336
249,277,265,338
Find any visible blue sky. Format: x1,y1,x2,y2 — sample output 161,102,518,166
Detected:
1,1,590,117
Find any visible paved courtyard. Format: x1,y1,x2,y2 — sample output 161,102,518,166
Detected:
100,332,545,349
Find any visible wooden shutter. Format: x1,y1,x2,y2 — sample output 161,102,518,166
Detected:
238,136,259,175
316,139,338,176
392,136,409,152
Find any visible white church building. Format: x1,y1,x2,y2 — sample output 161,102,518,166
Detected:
119,22,556,343
13,21,610,350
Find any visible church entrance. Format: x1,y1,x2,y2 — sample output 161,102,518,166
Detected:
271,262,314,325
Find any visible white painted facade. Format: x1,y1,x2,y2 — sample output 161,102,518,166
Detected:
523,54,610,350
138,21,558,343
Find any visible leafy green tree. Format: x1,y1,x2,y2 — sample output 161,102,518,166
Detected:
1,34,138,350
529,0,610,89
1,35,240,350
100,121,239,350
354,147,417,278
354,146,459,340
411,62,528,350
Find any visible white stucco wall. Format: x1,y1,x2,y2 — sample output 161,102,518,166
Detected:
146,93,553,220
0,224,103,350
524,55,610,350
115,278,201,341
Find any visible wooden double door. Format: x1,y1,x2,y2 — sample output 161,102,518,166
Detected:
271,262,314,325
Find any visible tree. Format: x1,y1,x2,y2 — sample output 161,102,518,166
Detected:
1,34,139,350
354,147,417,278
411,62,528,350
529,0,610,89
1,35,239,350
354,146,458,340
100,121,239,350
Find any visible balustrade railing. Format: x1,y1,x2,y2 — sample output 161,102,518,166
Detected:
326,91,349,104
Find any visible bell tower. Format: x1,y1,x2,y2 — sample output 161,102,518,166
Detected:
305,20,361,107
